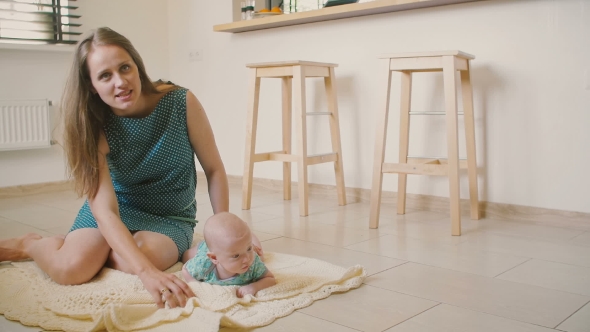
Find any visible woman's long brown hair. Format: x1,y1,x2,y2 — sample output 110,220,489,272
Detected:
62,27,171,199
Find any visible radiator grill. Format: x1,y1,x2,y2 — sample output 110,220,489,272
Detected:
0,99,52,151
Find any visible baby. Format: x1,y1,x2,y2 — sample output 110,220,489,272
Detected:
182,212,276,298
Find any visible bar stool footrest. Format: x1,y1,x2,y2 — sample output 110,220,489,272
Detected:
307,153,338,165
407,157,468,169
253,151,297,163
253,152,339,165
382,162,448,176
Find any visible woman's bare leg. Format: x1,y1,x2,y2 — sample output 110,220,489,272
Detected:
2,229,183,285
8,228,111,285
107,231,193,308
181,244,198,264
106,230,179,273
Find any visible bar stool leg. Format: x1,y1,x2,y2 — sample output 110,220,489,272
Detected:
442,56,462,236
397,71,413,215
282,77,292,201
293,66,309,216
242,68,261,210
369,59,393,228
325,67,347,206
461,61,480,220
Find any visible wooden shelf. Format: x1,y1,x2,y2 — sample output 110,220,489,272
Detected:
214,0,485,33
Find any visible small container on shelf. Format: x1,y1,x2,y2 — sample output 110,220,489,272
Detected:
241,1,247,20
246,0,255,20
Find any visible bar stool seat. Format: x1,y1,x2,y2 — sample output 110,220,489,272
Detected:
242,60,347,216
369,50,480,235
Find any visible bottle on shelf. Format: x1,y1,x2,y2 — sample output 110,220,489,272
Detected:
246,0,255,20
241,1,247,20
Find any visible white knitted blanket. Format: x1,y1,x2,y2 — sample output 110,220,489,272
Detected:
0,252,366,331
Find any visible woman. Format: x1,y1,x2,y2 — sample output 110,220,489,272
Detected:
0,27,228,309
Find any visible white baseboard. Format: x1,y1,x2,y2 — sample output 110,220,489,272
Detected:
210,172,590,227
0,180,74,199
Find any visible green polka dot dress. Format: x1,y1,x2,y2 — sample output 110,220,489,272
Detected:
70,88,197,259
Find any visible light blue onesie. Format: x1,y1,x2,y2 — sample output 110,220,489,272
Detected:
184,241,267,286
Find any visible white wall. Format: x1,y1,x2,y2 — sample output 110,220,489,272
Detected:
0,50,71,186
0,0,170,188
167,0,590,213
2,0,588,215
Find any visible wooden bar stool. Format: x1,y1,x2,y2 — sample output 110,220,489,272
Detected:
242,61,347,216
369,51,480,236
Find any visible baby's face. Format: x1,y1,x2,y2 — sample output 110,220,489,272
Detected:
214,233,255,275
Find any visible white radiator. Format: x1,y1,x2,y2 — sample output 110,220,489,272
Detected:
0,99,52,151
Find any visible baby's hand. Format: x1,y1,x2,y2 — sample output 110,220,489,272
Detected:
253,244,264,261
236,284,257,298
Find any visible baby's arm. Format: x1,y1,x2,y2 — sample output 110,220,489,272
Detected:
182,263,198,283
181,245,200,283
236,270,276,298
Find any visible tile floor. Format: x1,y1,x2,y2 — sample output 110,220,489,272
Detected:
1,184,589,332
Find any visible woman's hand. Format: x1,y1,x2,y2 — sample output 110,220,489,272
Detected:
138,267,195,309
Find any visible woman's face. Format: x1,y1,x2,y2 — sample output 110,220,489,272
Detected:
86,44,144,117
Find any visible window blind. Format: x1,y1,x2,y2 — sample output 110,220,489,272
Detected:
0,0,81,45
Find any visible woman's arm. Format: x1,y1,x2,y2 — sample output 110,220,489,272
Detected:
186,90,229,214
184,90,266,259
88,131,194,308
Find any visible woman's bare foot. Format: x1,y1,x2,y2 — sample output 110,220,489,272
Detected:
0,233,42,262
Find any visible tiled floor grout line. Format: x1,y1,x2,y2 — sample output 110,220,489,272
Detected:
378,302,443,332
361,282,570,331
5,221,67,235
343,245,531,279
0,213,55,235
368,259,590,300
477,228,588,246
296,311,364,331
447,233,590,268
492,258,532,279
34,201,82,213
563,229,588,241
441,303,570,331
256,237,409,277
364,260,411,277
493,263,590,298
360,283,445,309
481,250,590,271
567,231,588,242
552,300,590,330
488,258,590,299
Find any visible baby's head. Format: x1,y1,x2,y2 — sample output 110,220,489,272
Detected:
203,212,255,275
